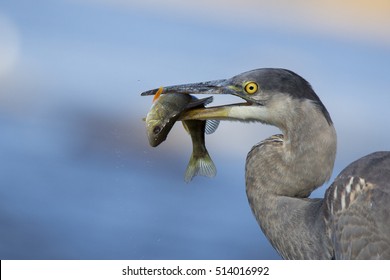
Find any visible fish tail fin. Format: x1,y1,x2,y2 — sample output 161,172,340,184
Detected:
184,152,217,183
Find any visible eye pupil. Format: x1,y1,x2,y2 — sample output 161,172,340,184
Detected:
245,82,258,94
153,126,161,135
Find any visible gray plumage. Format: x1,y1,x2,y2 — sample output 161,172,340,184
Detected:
141,68,390,259
324,152,390,259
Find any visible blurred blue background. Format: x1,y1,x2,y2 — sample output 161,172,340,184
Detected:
0,0,389,259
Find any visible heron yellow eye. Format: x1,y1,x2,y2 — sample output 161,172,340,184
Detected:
244,82,258,94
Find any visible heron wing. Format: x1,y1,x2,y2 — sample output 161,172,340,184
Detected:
324,152,390,259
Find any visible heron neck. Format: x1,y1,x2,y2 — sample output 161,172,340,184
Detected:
245,101,336,259
253,194,333,259
276,101,337,197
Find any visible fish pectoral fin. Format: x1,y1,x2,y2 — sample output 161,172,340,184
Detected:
184,153,217,183
205,120,220,134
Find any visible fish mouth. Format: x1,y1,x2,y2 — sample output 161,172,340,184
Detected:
141,79,259,121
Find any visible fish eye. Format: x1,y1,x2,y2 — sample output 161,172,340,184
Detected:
153,126,161,135
244,82,258,94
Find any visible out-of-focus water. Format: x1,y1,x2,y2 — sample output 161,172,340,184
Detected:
0,0,389,259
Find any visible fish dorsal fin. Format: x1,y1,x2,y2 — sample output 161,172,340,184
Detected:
200,96,213,106
205,120,219,135
186,96,213,109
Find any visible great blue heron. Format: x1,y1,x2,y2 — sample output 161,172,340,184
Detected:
141,68,390,259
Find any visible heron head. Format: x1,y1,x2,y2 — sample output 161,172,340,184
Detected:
141,68,332,127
